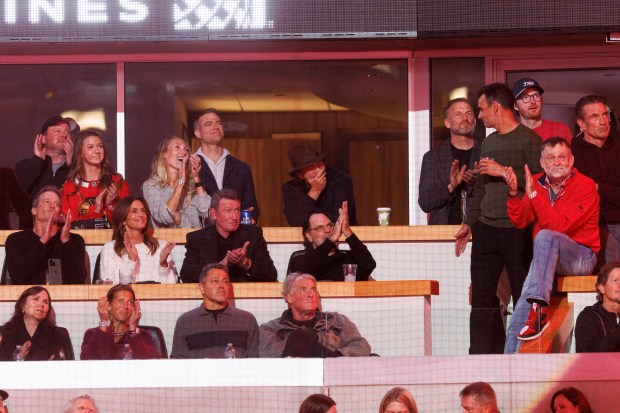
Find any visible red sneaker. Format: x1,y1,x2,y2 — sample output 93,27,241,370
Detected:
518,303,549,341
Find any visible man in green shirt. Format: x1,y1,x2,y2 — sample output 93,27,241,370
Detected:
455,83,542,354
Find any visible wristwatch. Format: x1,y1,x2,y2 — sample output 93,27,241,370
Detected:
529,191,537,200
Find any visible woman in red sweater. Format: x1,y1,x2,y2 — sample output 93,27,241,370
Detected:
61,131,130,229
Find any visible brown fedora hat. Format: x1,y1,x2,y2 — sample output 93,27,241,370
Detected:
288,143,327,175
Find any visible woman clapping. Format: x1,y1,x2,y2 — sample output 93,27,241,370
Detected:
142,136,210,228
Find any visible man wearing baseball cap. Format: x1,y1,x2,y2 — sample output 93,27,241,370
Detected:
282,142,357,226
0,389,9,413
512,77,573,142
15,115,79,199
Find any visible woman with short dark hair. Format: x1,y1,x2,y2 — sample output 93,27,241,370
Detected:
0,286,73,360
550,387,593,413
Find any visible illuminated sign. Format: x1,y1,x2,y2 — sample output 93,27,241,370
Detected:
0,0,416,42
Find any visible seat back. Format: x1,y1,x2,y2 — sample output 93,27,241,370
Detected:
91,253,101,284
0,259,12,285
140,325,168,359
286,249,306,275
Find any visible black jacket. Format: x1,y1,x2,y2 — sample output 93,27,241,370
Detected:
287,234,376,281
575,301,620,353
572,135,620,225
180,225,277,283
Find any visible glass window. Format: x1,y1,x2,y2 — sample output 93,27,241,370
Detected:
125,60,408,226
2,64,117,172
431,58,486,147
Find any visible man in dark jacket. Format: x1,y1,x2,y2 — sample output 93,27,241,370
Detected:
572,95,620,266
5,186,87,285
0,167,31,229
282,143,357,226
193,108,260,222
419,98,480,224
575,261,620,353
287,201,375,281
15,115,79,199
180,189,277,283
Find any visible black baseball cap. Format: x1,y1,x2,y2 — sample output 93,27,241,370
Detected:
40,115,78,134
512,77,544,99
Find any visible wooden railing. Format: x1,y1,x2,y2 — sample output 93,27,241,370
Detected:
0,225,461,246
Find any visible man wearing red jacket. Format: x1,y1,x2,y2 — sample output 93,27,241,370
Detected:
503,137,600,353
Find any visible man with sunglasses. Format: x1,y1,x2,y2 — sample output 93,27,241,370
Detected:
512,77,573,142
287,201,375,281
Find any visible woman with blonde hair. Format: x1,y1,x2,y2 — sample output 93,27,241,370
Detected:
379,387,418,413
142,136,210,228
61,130,130,229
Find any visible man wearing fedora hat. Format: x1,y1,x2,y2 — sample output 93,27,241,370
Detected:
15,115,80,200
282,143,357,226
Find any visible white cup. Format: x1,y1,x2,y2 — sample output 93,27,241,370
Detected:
119,269,133,285
377,207,391,226
342,263,358,282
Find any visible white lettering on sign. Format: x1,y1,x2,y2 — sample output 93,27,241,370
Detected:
78,0,107,23
30,0,64,24
1,0,267,31
120,0,148,23
174,0,271,30
5,0,16,24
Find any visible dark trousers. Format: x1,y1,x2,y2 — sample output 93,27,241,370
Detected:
470,221,532,354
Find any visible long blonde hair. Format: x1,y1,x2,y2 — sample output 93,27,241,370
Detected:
146,136,197,209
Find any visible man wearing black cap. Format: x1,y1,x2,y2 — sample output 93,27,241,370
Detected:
0,389,9,413
15,115,79,199
282,143,357,226
512,77,573,142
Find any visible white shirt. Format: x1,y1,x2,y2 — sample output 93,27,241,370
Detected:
99,240,177,284
195,147,230,190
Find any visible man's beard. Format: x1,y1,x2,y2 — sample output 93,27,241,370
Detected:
451,122,475,136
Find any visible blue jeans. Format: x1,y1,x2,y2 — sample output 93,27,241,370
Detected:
504,229,597,354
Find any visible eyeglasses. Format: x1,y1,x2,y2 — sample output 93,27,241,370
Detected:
520,93,542,103
309,222,335,232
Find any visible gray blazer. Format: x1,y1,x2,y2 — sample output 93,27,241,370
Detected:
418,140,481,225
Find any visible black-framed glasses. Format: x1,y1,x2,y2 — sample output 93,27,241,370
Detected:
310,222,335,232
520,93,542,103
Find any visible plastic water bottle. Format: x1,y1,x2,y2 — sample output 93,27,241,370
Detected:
13,345,24,361
121,343,134,360
224,343,236,359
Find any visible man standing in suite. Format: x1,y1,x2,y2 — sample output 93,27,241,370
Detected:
194,108,260,222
